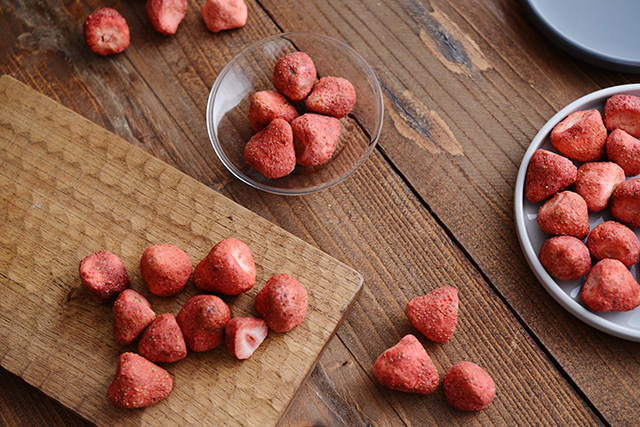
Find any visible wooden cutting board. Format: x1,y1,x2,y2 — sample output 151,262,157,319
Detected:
0,75,363,427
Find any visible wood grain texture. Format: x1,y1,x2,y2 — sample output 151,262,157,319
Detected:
257,0,640,424
0,76,362,427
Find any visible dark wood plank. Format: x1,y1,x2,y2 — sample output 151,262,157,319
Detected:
255,0,640,425
0,0,618,426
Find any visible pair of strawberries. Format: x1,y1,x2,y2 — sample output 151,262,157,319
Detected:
83,0,247,56
79,238,308,408
525,94,640,313
244,52,358,178
373,287,496,412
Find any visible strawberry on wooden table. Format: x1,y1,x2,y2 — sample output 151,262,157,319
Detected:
256,274,308,332
113,289,156,345
79,250,130,303
193,238,256,295
406,286,459,343
201,0,247,33
138,313,187,363
140,244,192,297
373,334,439,394
83,8,130,56
177,294,230,352
146,0,187,35
444,361,496,411
225,317,268,360
107,353,173,409
524,149,577,203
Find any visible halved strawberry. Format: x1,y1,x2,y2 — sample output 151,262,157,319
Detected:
225,317,268,360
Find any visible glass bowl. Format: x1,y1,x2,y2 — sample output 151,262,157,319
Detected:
206,32,384,195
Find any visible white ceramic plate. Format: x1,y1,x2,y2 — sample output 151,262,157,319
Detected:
514,84,640,341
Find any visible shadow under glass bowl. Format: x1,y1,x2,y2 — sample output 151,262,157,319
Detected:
206,32,384,196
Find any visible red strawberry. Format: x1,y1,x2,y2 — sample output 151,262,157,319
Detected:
604,94,640,138
524,149,577,203
305,76,357,119
580,258,640,312
291,113,342,166
248,90,299,132
574,162,625,212
177,295,230,352
536,191,589,239
372,334,439,394
406,286,458,343
193,238,256,295
113,289,156,345
225,317,268,360
444,361,496,411
611,178,640,228
587,221,640,267
140,244,192,297
79,250,130,303
550,109,607,162
607,129,640,177
273,52,317,102
138,313,187,363
201,0,247,33
83,8,130,56
255,274,308,332
244,118,296,179
146,0,187,35
107,353,173,408
539,236,591,281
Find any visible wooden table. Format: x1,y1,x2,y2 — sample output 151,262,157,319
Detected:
1,0,639,426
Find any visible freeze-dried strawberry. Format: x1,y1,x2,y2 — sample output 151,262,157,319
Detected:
373,334,439,394
524,149,577,203
201,0,247,33
138,313,187,363
244,118,296,179
107,353,173,408
587,221,640,267
550,109,607,162
146,0,187,35
291,113,342,166
79,250,130,303
83,8,130,56
177,294,230,352
574,162,625,212
248,90,299,132
604,94,640,138
255,274,308,332
140,244,192,297
225,317,268,360
610,178,640,228
607,129,640,177
539,236,591,281
536,191,589,239
305,76,357,119
580,258,640,312
406,286,458,343
113,289,156,345
273,52,317,102
444,361,496,411
193,238,256,295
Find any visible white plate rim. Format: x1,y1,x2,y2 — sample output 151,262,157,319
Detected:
514,83,640,341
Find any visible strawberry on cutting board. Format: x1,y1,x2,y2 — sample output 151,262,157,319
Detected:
225,317,268,360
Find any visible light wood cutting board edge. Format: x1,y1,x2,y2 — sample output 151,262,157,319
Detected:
0,75,364,427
